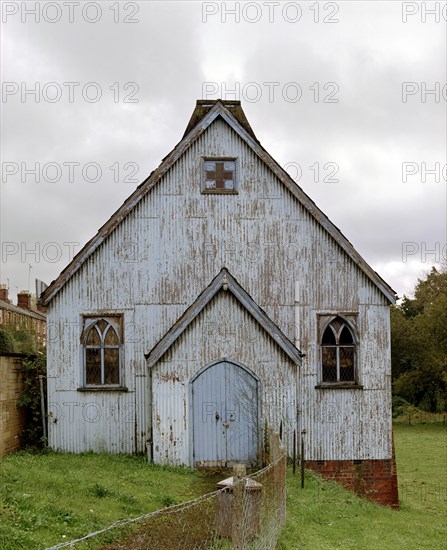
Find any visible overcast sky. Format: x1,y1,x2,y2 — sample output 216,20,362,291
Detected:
1,0,446,303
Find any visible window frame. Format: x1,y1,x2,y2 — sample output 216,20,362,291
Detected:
316,314,362,389
201,157,239,195
79,315,125,391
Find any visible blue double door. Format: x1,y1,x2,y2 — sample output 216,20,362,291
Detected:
191,360,259,467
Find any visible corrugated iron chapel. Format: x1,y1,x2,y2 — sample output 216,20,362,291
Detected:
41,100,398,506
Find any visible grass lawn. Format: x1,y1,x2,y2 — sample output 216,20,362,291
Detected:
1,423,445,549
0,452,210,549
279,423,447,549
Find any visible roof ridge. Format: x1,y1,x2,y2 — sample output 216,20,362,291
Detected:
182,99,258,141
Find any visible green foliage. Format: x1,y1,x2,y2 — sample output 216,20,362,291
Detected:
160,495,177,508
14,330,37,354
391,266,447,412
17,355,47,449
409,266,447,316
0,326,40,355
90,483,111,499
392,396,446,422
0,325,46,449
0,329,18,353
392,396,413,418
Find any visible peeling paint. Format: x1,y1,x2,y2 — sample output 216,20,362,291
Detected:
45,106,393,466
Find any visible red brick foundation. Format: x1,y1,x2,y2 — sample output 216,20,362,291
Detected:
305,435,399,508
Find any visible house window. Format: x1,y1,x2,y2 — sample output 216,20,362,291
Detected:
202,159,237,194
321,317,356,383
82,317,122,386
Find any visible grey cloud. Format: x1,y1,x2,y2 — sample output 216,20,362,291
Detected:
1,1,445,300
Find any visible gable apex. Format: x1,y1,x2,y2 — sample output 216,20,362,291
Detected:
183,99,258,141
145,268,303,367
40,99,397,306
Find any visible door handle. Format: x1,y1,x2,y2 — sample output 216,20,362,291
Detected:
222,421,229,428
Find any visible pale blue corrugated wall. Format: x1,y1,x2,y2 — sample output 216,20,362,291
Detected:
47,117,391,460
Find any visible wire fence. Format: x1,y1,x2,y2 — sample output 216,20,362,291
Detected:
393,411,447,425
47,432,286,550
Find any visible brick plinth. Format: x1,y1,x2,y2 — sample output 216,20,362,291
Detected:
306,438,399,508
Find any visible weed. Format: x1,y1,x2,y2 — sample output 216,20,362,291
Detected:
160,495,177,508
90,483,111,499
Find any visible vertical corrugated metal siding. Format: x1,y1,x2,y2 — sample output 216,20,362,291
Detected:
47,117,391,460
152,291,297,466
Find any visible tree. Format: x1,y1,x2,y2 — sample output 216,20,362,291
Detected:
391,266,447,412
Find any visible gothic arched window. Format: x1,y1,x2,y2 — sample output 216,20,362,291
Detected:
83,317,121,386
321,317,356,383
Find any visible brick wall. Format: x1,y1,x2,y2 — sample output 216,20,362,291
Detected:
306,437,399,507
0,355,26,457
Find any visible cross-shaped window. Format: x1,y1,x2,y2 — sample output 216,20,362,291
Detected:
203,159,237,193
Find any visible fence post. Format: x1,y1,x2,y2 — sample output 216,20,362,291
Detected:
293,429,296,475
278,442,286,524
232,463,246,549
301,429,306,489
38,375,47,443
269,428,280,462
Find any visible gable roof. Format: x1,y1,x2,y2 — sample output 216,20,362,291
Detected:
145,268,303,367
40,99,397,305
